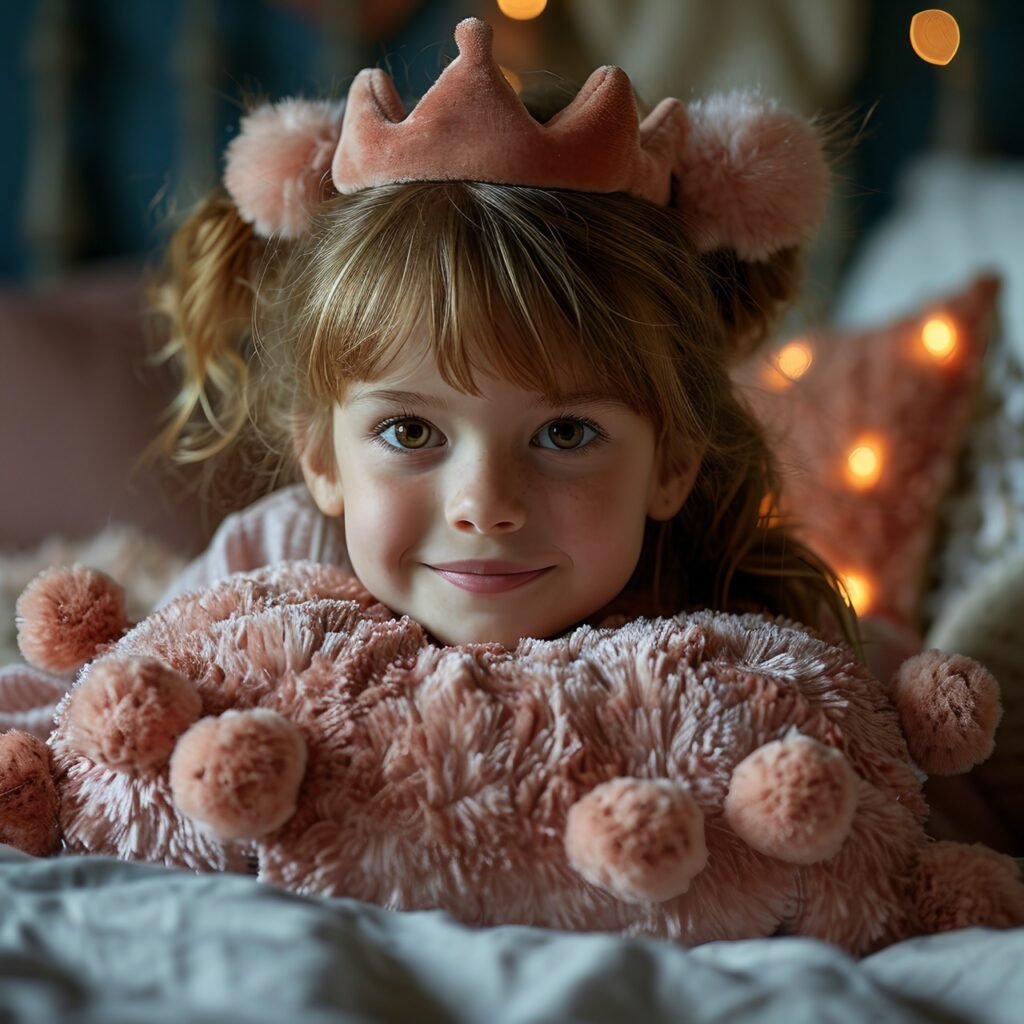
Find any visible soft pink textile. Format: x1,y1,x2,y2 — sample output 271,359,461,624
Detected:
224,99,344,240
10,560,1020,955
0,665,71,741
0,487,344,740
156,485,348,605
333,19,681,203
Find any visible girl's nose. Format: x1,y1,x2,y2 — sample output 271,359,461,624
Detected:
445,456,528,534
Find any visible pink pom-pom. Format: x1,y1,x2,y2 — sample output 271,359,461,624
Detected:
674,91,829,261
16,565,129,673
67,656,202,771
170,709,308,840
224,98,345,239
892,650,1001,775
911,841,1024,933
0,730,59,856
724,736,857,864
565,777,708,902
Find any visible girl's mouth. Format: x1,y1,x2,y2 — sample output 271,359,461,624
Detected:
428,566,553,594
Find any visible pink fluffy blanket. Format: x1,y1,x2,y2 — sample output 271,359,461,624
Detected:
2,560,1022,957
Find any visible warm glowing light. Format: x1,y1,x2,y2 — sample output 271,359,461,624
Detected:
500,66,522,92
844,436,884,490
920,315,958,360
775,340,814,381
910,10,960,66
839,571,874,614
497,0,548,20
761,339,814,390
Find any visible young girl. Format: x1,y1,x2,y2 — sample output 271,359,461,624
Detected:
151,17,859,655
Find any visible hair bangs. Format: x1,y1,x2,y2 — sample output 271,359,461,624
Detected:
291,182,687,443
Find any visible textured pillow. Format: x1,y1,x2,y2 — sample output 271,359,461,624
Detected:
735,275,998,639
5,560,1021,954
831,154,1024,634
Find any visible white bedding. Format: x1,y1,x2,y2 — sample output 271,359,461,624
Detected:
1,846,1021,1024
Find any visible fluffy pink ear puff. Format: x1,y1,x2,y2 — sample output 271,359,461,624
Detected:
223,98,345,239
673,91,830,262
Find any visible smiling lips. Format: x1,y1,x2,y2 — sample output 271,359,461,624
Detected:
428,560,553,594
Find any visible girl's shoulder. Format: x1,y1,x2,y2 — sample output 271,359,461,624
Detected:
157,484,349,605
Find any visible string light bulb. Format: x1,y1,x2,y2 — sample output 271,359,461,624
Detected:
497,0,548,19
920,314,958,361
844,436,884,490
762,338,814,390
839,570,873,615
775,339,814,380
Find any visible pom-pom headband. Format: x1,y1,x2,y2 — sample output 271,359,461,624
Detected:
224,17,828,262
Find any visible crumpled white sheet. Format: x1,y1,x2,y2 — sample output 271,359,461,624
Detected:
1,845,1021,1024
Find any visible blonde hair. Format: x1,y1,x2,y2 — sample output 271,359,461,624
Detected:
149,179,860,649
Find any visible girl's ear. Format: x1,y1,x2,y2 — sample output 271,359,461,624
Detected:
298,437,345,517
646,448,703,522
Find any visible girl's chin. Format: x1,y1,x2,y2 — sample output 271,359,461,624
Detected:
420,615,573,650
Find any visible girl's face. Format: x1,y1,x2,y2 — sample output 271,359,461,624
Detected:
302,337,697,647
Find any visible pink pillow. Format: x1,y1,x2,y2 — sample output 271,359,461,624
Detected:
0,264,208,555
736,275,998,638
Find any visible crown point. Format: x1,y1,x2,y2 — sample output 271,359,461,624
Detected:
454,17,495,61
356,67,405,123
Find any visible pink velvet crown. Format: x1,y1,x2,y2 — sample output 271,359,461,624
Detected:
224,17,829,261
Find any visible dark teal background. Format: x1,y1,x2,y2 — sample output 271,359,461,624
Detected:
0,0,1021,280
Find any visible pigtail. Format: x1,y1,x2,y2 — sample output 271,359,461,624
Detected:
146,190,264,466
700,245,804,363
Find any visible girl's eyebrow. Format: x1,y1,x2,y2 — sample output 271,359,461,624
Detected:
349,388,627,410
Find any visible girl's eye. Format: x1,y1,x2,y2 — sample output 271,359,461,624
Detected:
373,417,440,451
534,417,603,452
370,413,606,454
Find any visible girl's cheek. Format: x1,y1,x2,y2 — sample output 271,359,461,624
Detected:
349,470,434,550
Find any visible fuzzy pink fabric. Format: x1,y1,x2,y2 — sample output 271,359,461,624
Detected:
5,560,1021,956
892,650,1001,775
224,98,344,239
723,737,858,864
67,656,202,770
675,91,829,261
0,731,57,856
16,565,128,673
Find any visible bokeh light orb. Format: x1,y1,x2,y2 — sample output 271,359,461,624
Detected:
497,0,548,20
775,340,814,381
910,10,960,66
844,436,884,490
839,571,873,615
920,315,958,360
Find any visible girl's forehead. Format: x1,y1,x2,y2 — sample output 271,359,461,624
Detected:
343,329,611,405
344,362,614,409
